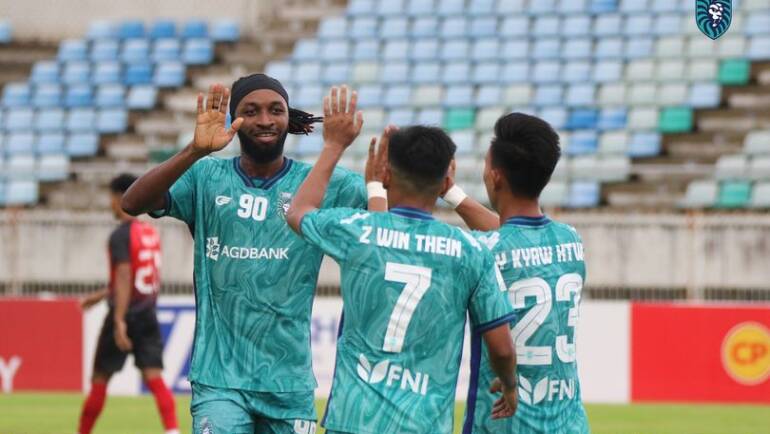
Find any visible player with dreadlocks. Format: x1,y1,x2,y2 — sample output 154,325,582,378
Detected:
122,75,372,434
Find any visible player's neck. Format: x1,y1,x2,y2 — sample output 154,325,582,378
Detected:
388,190,436,215
239,153,285,179
496,194,543,224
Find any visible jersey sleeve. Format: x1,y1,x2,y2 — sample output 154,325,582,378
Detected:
468,250,516,333
148,158,207,224
331,170,367,209
300,208,361,262
108,224,131,264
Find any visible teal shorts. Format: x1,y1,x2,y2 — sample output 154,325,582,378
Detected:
191,382,317,434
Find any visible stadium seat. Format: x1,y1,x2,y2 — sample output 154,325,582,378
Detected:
540,107,568,130
500,62,529,83
658,84,688,106
715,155,748,180
321,64,350,85
440,40,469,61
680,180,718,208
475,107,505,132
153,62,186,87
37,154,70,181
62,62,90,85
595,14,622,36
182,20,208,39
628,83,657,106
152,38,181,62
407,0,434,16
5,180,38,204
442,62,471,85
383,40,409,61
66,133,99,156
0,20,11,44
58,39,88,62
565,84,596,107
383,85,411,108
475,85,502,107
688,59,718,82
563,16,591,38
471,62,501,85
567,109,599,130
750,182,770,208
30,61,60,84
412,85,443,107
362,108,386,132
628,108,659,130
625,38,654,59
744,131,770,155
503,84,533,106
688,83,721,108
352,62,380,83
500,40,529,61
378,0,405,16
437,0,464,16
386,108,415,126
450,130,475,155
659,107,692,133
150,20,177,39
93,62,121,85
35,109,65,132
37,133,66,154
444,85,473,108
540,181,568,207
745,12,770,36
357,84,384,108
411,62,440,84
295,135,323,156
87,20,117,40
347,0,376,16
183,39,214,65
96,109,128,133
597,108,627,130
321,40,351,62
318,17,348,39
6,133,35,155
595,38,623,59
2,83,31,108
444,108,474,131
381,17,408,39
719,59,751,85
716,181,752,208
90,40,120,62
567,131,598,155
599,131,629,154
656,60,686,82
750,157,770,180
532,61,561,84
566,181,601,208
4,108,34,132
118,20,145,39
593,61,622,83
294,39,321,61
411,17,438,38
562,61,591,84
352,40,381,61
124,63,153,85
533,85,563,107
351,17,378,39
719,36,747,58
410,38,439,61
598,84,626,107
654,15,682,36
121,39,151,63
294,63,322,84
532,39,560,60
66,108,96,133
570,155,600,180
381,62,410,84
95,84,125,108
265,62,293,83
417,108,444,126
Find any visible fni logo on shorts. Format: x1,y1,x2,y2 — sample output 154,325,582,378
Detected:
695,0,732,40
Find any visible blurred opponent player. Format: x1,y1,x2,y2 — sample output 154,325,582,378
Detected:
78,174,178,434
286,86,519,434
121,76,368,433
446,113,589,434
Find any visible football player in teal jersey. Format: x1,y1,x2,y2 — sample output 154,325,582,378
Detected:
445,113,590,434
286,86,520,434
122,75,371,434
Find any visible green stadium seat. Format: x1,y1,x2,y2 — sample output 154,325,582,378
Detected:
659,107,693,133
718,59,751,85
444,108,475,131
716,181,752,208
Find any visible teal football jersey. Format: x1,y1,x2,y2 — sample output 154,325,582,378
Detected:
300,206,515,434
150,156,366,392
464,216,589,434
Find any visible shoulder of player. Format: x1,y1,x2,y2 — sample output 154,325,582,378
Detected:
549,219,584,242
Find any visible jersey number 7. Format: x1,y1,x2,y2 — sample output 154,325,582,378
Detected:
382,262,432,353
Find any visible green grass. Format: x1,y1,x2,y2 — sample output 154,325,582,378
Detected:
1,393,769,434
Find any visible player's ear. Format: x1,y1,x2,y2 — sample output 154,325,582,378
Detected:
491,167,504,192
383,166,392,190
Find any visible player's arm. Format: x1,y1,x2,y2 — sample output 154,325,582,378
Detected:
80,288,108,310
122,84,243,216
483,324,518,419
112,262,133,352
287,85,363,233
443,165,500,231
363,125,396,213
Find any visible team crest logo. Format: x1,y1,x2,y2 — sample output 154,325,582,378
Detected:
277,192,292,220
695,0,732,40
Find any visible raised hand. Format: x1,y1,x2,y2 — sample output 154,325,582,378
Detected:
192,84,244,155
489,377,518,419
323,85,363,152
441,158,457,197
365,124,396,183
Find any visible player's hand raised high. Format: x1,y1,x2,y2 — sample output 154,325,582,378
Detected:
192,84,244,155
365,124,396,184
323,85,363,152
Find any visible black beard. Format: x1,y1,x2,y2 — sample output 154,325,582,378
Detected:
238,130,287,164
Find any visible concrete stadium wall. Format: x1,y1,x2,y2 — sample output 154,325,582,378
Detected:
3,211,770,291
0,0,265,41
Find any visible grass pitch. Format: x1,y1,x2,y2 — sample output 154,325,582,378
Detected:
1,393,769,434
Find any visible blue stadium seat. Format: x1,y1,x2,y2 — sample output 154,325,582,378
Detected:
437,0,464,16
87,20,117,39
595,38,623,59
5,180,38,204
5,108,34,132
66,108,96,133
30,61,60,84
265,61,292,83
468,0,495,16
563,16,591,37
121,39,150,63
529,0,557,15
295,85,323,108
500,62,530,83
0,20,12,44
567,131,599,155
381,63,410,84
92,62,121,85
411,17,438,38
412,62,441,84
152,38,181,62
66,132,99,156
539,107,568,130
562,61,592,83
500,17,529,37
58,39,88,62
654,15,682,36
183,39,214,65
560,0,589,13
118,20,145,39
153,62,186,87
124,63,153,85
411,39,439,61
620,0,647,13
650,0,686,12
126,85,157,110
746,12,770,36
566,181,600,208
0,179,5,205
531,38,560,60
566,84,596,107
294,62,322,83
6,133,35,155
351,17,378,39
211,19,239,42
597,108,627,130
348,0,376,16
533,16,560,38
37,133,66,154
476,85,502,106
444,85,474,108
386,108,415,125
594,14,622,36
562,39,592,60
96,84,125,108
469,17,497,38
38,154,70,181
321,40,350,61
626,38,654,59
471,38,499,61
321,64,350,85
628,132,662,157
624,15,653,36
534,85,563,107
62,62,90,85
319,17,347,39
383,40,409,61
90,40,119,62
472,62,501,84
532,61,561,84
748,37,770,60
377,0,405,16
440,40,470,61
689,83,721,108
417,108,443,126
449,131,475,156
593,60,622,83
381,17,408,39
357,84,383,108
590,0,619,14
296,135,323,156
407,0,434,16
383,85,411,108
497,0,526,14
293,39,319,60
567,109,599,130
2,83,31,107
353,40,380,61
182,20,208,39
96,109,128,133
32,85,62,108
149,20,176,39
35,109,65,132
442,62,471,84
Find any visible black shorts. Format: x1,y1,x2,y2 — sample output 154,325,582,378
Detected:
93,307,164,374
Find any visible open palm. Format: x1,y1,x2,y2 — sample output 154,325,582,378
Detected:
193,84,243,154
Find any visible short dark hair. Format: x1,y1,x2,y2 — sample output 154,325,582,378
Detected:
490,113,561,199
388,125,457,195
110,173,137,194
